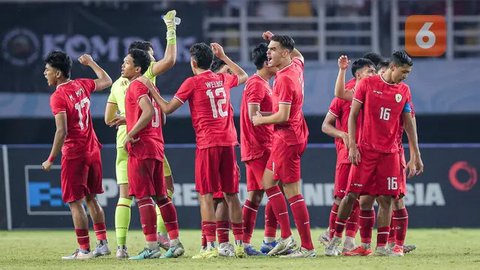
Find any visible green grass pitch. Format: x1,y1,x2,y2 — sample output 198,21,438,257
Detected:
1,229,479,270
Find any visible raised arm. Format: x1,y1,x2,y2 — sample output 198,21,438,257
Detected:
334,55,354,101
42,112,67,171
262,30,304,63
78,54,112,91
151,10,178,76
211,43,248,84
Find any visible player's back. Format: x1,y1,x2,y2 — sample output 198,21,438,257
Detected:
50,79,100,159
272,58,309,145
354,75,411,153
175,70,238,149
125,80,164,160
240,74,273,161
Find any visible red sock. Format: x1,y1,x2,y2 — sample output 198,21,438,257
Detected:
377,226,390,247
216,220,230,243
359,209,375,245
346,201,359,238
75,228,90,251
232,222,243,242
394,208,408,246
334,217,347,238
137,197,157,242
264,200,277,238
265,186,291,239
201,223,207,247
202,221,216,243
242,200,259,244
157,198,179,240
289,194,314,250
93,222,107,241
388,214,397,244
328,203,339,239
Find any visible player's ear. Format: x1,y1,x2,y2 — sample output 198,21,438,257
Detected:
191,58,198,69
55,70,61,78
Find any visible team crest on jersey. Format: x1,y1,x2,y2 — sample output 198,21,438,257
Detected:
395,94,402,103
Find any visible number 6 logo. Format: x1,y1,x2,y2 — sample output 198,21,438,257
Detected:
405,15,446,57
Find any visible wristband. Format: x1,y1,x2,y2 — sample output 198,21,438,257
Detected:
48,155,55,163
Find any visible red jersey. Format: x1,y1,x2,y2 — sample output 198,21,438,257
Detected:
345,78,356,90
328,97,351,164
49,79,101,159
272,58,309,145
353,75,412,153
240,74,274,161
174,70,239,149
125,80,164,160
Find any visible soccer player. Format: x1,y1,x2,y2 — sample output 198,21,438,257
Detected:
148,42,248,258
252,32,315,258
240,42,278,256
104,10,178,259
41,51,112,259
122,48,183,260
325,50,424,256
333,56,417,256
320,57,376,252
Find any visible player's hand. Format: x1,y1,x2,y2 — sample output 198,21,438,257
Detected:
123,134,140,149
407,155,424,178
348,145,361,165
137,76,156,93
338,55,350,70
41,160,53,172
252,111,263,126
262,31,274,41
163,10,177,30
78,54,94,66
210,43,226,60
340,132,349,150
108,115,126,128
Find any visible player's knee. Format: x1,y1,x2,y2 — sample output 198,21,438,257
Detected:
345,192,359,204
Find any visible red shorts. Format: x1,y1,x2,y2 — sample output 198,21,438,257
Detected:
61,150,103,203
128,157,165,198
266,139,306,183
213,191,224,199
195,146,239,195
398,148,407,197
347,148,401,197
334,162,351,199
245,150,270,191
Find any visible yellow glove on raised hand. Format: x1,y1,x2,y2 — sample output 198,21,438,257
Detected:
163,10,177,45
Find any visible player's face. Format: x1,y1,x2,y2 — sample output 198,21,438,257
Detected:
121,55,138,79
267,41,286,68
44,64,60,87
391,64,412,83
357,65,376,80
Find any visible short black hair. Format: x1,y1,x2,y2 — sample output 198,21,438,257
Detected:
351,58,375,77
190,43,213,70
271,35,295,52
251,43,268,70
362,52,383,67
210,56,226,72
128,40,153,52
44,50,72,78
378,59,390,69
391,50,413,67
128,49,151,74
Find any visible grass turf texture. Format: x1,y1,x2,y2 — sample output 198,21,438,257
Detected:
0,229,479,270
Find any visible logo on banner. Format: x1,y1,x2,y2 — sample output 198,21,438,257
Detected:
2,28,40,66
449,161,477,191
25,165,118,215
